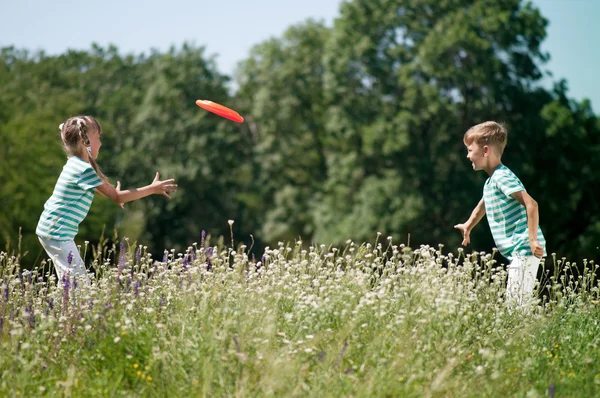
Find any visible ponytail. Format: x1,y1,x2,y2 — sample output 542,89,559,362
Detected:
88,155,108,184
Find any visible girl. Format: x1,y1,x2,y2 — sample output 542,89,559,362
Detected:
36,116,177,281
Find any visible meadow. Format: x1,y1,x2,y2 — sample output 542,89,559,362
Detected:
1,234,599,397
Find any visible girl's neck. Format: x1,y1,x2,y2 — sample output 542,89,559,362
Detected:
75,144,90,162
72,150,90,163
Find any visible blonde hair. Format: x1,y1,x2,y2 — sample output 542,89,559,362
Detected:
463,121,507,155
59,116,108,182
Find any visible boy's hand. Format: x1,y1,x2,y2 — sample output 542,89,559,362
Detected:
530,239,544,258
454,223,471,246
151,172,178,199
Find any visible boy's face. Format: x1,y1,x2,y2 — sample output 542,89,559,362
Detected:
466,142,487,170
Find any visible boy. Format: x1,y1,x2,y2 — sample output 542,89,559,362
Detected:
454,121,546,304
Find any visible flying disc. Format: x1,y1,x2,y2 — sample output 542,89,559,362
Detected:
196,100,244,123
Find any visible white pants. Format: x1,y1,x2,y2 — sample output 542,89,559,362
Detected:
38,237,90,282
506,254,541,305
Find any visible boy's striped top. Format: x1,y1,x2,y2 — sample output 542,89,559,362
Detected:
483,164,546,260
36,156,103,241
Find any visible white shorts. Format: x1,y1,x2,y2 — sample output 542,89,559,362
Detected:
38,236,90,281
506,254,541,305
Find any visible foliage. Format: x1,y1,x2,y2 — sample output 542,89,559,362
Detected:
1,0,599,266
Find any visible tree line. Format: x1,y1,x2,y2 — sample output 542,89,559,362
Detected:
1,0,598,267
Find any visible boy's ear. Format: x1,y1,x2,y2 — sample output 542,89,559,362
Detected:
482,145,490,156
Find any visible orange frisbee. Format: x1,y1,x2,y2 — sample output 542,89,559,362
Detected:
196,100,244,123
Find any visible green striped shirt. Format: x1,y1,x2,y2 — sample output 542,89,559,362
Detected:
36,156,103,241
483,164,546,260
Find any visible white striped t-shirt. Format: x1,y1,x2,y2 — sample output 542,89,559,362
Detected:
483,164,546,260
36,156,104,241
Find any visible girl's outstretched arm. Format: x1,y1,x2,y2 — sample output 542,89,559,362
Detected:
96,172,177,205
96,182,125,208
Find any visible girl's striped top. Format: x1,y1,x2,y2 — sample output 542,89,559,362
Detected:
36,156,103,241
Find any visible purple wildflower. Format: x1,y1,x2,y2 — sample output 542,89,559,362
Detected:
162,251,168,263
119,241,126,266
201,230,206,247
183,255,189,268
67,251,74,266
206,247,213,257
134,280,140,296
62,274,70,290
26,305,35,329
47,298,54,311
62,275,70,308
135,247,142,263
3,282,8,302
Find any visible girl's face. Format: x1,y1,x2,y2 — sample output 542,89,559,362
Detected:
87,127,102,160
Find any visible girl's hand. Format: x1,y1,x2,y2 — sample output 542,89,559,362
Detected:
115,181,124,209
151,172,178,199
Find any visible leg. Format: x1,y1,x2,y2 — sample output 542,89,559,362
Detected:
506,255,523,304
38,237,90,282
521,256,541,297
506,254,541,305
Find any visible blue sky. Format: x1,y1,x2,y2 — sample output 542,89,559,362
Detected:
1,0,598,112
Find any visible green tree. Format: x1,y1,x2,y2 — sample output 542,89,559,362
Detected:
314,0,551,249
235,0,599,260
235,20,330,243
112,44,254,253
0,47,118,263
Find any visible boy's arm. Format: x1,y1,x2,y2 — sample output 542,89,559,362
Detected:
454,198,486,246
511,190,544,258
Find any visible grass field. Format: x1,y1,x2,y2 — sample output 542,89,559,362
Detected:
1,237,599,397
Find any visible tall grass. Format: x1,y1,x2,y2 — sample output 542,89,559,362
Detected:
1,236,599,397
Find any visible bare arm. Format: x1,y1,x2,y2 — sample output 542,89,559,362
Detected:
511,190,544,258
94,182,124,208
454,198,486,246
95,172,177,205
